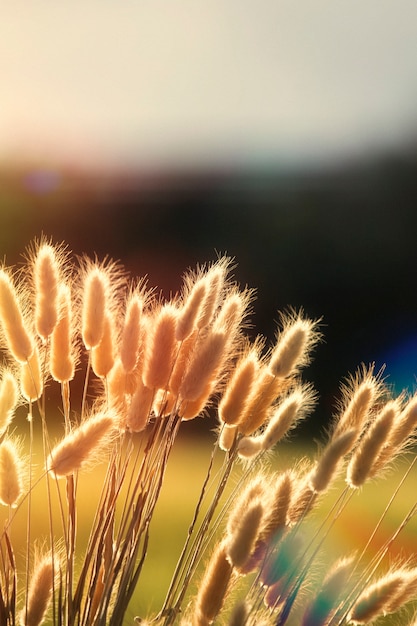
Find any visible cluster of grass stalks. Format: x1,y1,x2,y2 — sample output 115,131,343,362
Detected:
0,238,417,626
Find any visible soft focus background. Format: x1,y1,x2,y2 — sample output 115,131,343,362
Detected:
2,2,417,435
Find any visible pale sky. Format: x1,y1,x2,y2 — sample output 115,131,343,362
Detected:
1,2,417,170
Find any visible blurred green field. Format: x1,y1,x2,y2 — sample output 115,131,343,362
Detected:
2,429,417,625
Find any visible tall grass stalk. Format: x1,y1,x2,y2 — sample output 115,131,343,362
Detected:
0,238,417,625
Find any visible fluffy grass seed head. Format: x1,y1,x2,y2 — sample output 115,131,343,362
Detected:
226,473,267,539
31,241,61,341
125,379,154,432
346,399,398,488
309,429,358,494
384,391,417,453
194,542,234,626
195,260,228,330
179,328,229,402
259,470,294,543
120,292,144,373
242,470,294,574
218,346,260,426
0,369,19,436
0,438,24,507
81,261,118,350
0,268,34,363
212,288,250,339
287,464,318,524
348,568,416,624
382,566,417,614
368,393,417,481
91,311,116,378
179,381,215,420
176,276,207,342
260,383,316,451
225,500,263,571
237,367,285,436
20,552,60,626
333,365,383,437
168,329,198,396
46,410,116,477
49,283,76,383
108,357,140,408
268,312,320,379
20,344,43,402
142,303,178,391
